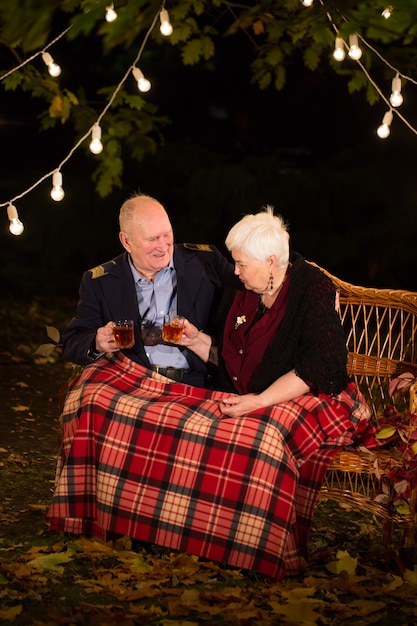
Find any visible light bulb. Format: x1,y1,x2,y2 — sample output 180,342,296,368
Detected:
390,91,403,108
390,74,403,107
377,110,393,139
9,218,24,236
160,9,173,36
105,4,117,22
89,124,103,154
50,171,65,201
301,0,314,6
132,67,151,92
348,34,362,60
42,51,61,77
382,6,393,19
7,204,24,236
377,123,390,139
333,37,346,62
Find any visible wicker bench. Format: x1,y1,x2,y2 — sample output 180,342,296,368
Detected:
312,263,417,553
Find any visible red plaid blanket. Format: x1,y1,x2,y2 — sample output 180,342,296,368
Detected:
47,353,370,580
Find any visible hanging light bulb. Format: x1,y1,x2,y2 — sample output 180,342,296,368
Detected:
42,51,61,77
377,110,393,139
89,124,103,154
159,9,173,36
50,170,65,201
301,0,314,6
7,203,24,236
132,67,151,92
382,6,393,19
390,73,403,107
348,34,362,60
105,4,118,22
333,37,346,62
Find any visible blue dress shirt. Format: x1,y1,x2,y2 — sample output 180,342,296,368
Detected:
128,256,189,369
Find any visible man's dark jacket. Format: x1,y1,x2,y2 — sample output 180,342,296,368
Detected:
63,244,233,386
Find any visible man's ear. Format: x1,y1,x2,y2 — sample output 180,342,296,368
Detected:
119,231,130,252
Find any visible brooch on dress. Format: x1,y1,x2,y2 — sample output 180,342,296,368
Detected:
234,315,247,330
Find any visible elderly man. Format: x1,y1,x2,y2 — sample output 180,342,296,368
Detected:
63,193,233,387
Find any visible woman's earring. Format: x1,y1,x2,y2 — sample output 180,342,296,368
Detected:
268,270,274,291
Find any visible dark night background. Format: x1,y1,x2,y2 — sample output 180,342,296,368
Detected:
2,29,417,303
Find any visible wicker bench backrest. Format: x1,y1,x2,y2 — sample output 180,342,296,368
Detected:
310,263,417,420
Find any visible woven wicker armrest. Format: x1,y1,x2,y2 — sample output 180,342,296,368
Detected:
311,262,417,552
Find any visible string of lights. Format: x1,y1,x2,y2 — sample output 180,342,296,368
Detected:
1,4,173,235
0,25,71,83
1,1,415,235
318,0,416,140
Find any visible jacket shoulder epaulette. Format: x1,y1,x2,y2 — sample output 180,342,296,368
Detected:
182,243,214,252
88,259,116,279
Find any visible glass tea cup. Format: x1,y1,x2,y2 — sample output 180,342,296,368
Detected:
162,314,185,343
113,319,135,349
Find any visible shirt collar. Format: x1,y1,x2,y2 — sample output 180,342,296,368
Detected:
128,255,174,284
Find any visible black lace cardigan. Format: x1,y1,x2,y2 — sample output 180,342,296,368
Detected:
214,251,349,397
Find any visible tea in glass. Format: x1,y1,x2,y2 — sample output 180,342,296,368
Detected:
113,320,135,349
162,314,184,343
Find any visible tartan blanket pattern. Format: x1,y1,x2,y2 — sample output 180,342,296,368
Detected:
47,353,370,580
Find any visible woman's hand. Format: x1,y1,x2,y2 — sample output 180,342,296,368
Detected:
218,393,263,418
178,319,212,362
180,319,200,342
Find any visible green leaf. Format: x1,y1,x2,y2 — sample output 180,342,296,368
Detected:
394,499,410,515
34,343,57,357
325,550,358,575
29,551,73,573
46,325,60,343
106,138,121,158
376,426,397,440
265,46,284,66
182,37,215,65
93,154,123,197
123,95,147,112
66,89,79,106
255,70,272,90
170,20,195,44
3,71,25,91
273,65,286,91
200,34,215,60
347,70,370,95
0,2,58,50
304,46,320,71
68,2,103,39
0,606,22,621
109,120,133,138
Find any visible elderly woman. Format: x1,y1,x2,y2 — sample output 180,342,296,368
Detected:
47,206,370,581
182,206,351,412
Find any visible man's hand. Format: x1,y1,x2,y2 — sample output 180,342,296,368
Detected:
95,321,119,353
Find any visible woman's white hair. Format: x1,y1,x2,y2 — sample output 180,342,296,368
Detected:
225,205,289,267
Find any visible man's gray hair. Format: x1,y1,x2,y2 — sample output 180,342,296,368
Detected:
119,193,167,232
